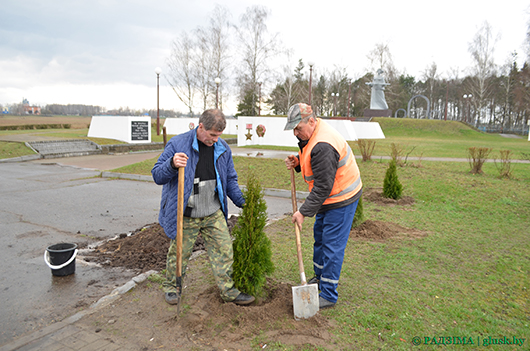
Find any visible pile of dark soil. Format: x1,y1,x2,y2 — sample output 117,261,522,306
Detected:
82,216,238,273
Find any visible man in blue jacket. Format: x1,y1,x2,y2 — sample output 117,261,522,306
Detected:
152,109,254,305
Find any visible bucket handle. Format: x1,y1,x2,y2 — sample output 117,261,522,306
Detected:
44,249,78,270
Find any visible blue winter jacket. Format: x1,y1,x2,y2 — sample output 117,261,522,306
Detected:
151,128,245,240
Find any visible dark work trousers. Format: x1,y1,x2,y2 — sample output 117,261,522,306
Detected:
313,199,359,303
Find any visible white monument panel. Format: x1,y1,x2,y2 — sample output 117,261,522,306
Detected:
163,118,199,135
237,117,298,147
351,122,386,139
88,116,151,143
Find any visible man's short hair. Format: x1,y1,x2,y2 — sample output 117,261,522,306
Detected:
199,109,226,132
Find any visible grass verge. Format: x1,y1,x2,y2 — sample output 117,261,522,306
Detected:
263,160,530,350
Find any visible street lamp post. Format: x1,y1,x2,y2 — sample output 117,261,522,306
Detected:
308,61,315,106
215,77,221,109
331,92,339,116
155,67,162,135
347,80,352,118
258,82,262,116
463,94,472,124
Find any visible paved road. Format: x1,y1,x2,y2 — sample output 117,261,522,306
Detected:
0,162,162,344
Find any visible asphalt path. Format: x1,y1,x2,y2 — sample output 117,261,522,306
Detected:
0,162,162,344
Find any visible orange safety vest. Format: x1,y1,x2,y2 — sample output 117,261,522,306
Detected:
299,118,362,205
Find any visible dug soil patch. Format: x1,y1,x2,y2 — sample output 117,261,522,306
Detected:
363,187,415,206
81,278,333,350
80,216,334,350
350,220,427,242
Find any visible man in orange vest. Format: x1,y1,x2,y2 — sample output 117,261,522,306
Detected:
284,103,362,309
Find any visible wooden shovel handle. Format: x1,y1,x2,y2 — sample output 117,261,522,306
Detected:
176,167,185,279
290,168,306,285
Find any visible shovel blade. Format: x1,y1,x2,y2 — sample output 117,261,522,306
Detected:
292,283,319,320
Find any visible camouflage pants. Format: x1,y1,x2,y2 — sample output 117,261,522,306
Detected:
163,209,240,301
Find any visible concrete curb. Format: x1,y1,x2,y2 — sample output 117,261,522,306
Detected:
100,171,310,199
101,171,153,182
0,270,158,351
0,154,42,163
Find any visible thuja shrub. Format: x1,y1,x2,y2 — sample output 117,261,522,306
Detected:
383,159,403,200
357,139,376,162
468,147,492,174
351,195,364,228
232,170,274,297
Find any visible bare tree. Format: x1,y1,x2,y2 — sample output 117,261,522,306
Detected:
422,62,439,118
167,32,196,116
268,52,297,115
194,26,215,111
207,5,232,109
467,21,498,125
235,5,280,115
367,42,397,78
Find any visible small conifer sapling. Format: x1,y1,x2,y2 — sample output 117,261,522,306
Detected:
232,170,274,297
383,160,403,200
351,196,364,228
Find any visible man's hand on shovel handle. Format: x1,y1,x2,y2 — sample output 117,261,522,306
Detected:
292,210,304,231
172,152,188,168
285,155,299,170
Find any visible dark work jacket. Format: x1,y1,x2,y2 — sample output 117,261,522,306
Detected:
295,140,362,217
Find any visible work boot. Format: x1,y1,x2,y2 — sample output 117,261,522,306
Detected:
307,276,319,285
319,296,336,309
232,293,255,305
165,292,180,305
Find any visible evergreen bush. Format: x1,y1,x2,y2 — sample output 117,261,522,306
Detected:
232,170,274,297
383,160,403,200
351,195,364,228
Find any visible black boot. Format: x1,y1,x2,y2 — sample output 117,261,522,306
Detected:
232,293,255,305
165,291,180,305
307,275,320,285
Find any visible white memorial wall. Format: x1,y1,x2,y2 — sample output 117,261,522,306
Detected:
162,116,385,147
163,118,238,135
236,117,385,147
88,116,151,143
163,118,199,135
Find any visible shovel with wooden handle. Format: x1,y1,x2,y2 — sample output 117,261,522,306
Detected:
290,168,319,320
175,166,185,316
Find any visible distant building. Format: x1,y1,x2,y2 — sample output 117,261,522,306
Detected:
22,98,41,115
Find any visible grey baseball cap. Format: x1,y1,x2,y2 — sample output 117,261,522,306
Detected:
284,103,314,130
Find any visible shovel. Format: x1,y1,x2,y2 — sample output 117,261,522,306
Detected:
290,168,319,320
175,166,185,316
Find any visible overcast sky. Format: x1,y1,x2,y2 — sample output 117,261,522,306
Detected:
1,0,529,115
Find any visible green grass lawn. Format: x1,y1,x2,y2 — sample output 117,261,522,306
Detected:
261,159,530,350
368,118,530,160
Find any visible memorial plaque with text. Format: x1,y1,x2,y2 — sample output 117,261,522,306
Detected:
131,121,149,141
